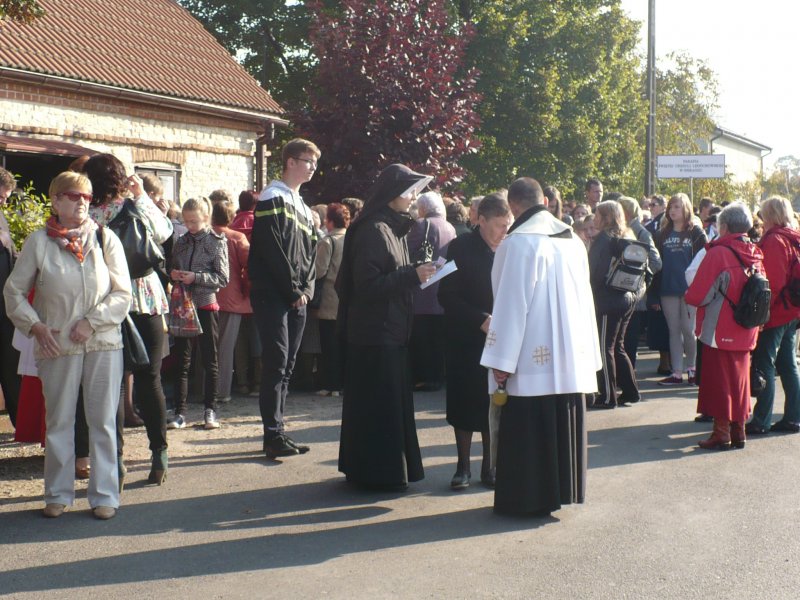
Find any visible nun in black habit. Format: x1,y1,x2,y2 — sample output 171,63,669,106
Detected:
335,164,436,489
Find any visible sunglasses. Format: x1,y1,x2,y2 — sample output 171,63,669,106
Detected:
59,191,93,202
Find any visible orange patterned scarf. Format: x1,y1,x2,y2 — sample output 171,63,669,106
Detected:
45,216,95,262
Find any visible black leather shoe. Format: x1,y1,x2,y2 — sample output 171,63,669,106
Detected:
284,435,311,454
450,470,471,490
589,400,616,410
745,422,769,435
264,435,301,458
694,414,713,423
770,420,800,433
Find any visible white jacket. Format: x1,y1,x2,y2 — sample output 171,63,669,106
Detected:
4,227,132,359
480,209,602,396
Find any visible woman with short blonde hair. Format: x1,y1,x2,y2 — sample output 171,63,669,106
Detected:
5,171,132,519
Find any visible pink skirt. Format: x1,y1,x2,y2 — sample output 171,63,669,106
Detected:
696,346,750,422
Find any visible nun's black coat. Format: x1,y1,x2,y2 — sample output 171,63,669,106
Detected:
336,165,429,487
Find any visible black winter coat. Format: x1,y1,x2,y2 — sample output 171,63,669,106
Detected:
589,230,637,315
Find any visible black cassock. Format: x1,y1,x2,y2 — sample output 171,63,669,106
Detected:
494,393,587,515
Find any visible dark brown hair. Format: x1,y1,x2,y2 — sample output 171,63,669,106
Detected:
83,153,127,205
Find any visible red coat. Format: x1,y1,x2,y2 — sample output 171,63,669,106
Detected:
214,226,252,314
685,234,764,351
758,226,800,329
230,210,254,241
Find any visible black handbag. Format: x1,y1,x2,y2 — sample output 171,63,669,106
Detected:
107,199,165,279
410,218,434,265
95,229,150,370
121,314,150,371
751,364,766,397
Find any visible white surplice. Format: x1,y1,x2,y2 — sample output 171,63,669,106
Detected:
480,209,602,397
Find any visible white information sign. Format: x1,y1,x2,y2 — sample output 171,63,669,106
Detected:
657,154,726,179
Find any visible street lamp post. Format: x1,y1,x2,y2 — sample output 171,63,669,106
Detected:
644,0,656,196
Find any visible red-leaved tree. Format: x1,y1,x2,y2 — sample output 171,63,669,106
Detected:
295,0,481,202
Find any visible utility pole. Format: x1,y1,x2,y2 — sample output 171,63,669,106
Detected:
644,0,656,196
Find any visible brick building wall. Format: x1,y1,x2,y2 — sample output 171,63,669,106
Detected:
0,80,269,202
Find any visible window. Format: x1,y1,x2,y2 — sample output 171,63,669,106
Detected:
135,163,181,203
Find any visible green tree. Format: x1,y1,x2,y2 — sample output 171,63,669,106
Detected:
453,0,645,199
0,0,44,23
176,0,317,111
764,156,800,206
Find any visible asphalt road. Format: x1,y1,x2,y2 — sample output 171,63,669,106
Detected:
1,351,799,599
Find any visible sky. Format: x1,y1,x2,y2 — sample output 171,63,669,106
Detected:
619,0,798,171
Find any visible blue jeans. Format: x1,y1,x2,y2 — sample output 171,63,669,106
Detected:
751,319,800,427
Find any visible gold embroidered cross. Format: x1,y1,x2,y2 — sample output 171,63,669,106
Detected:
533,346,551,365
485,329,497,347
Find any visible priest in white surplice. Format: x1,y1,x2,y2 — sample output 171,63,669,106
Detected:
481,177,601,516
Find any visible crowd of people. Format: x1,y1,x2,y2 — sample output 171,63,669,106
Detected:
1,137,798,522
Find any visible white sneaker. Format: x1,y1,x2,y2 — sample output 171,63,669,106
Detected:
315,389,330,396
204,409,220,429
167,414,186,429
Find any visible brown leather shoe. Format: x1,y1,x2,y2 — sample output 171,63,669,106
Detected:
43,503,66,518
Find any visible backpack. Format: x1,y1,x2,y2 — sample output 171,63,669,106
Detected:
605,238,649,293
107,199,165,279
771,231,800,308
720,245,771,329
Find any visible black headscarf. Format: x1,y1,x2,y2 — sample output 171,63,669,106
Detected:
335,164,431,319
353,164,432,225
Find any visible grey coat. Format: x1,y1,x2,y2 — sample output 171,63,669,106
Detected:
171,228,230,309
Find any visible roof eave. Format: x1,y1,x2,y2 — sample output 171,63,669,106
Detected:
0,67,289,128
712,126,771,152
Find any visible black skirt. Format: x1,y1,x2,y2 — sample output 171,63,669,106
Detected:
338,344,424,486
494,393,586,515
445,330,489,432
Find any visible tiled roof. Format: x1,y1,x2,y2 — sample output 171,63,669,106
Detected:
0,0,284,116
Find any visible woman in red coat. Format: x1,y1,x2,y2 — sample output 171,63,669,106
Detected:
747,196,800,434
685,203,764,450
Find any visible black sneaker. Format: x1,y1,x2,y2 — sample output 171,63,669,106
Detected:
264,434,301,458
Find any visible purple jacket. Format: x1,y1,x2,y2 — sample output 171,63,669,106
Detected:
407,215,456,315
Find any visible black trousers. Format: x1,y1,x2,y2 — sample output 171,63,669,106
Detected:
596,307,640,405
174,310,219,414
0,312,20,426
251,290,306,436
131,312,168,451
623,310,644,368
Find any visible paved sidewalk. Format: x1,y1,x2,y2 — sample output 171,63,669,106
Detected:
1,351,799,599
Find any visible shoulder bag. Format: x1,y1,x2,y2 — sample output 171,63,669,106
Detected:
107,199,165,279
96,228,150,370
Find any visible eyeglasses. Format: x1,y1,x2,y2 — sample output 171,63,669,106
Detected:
58,191,93,202
293,157,317,169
